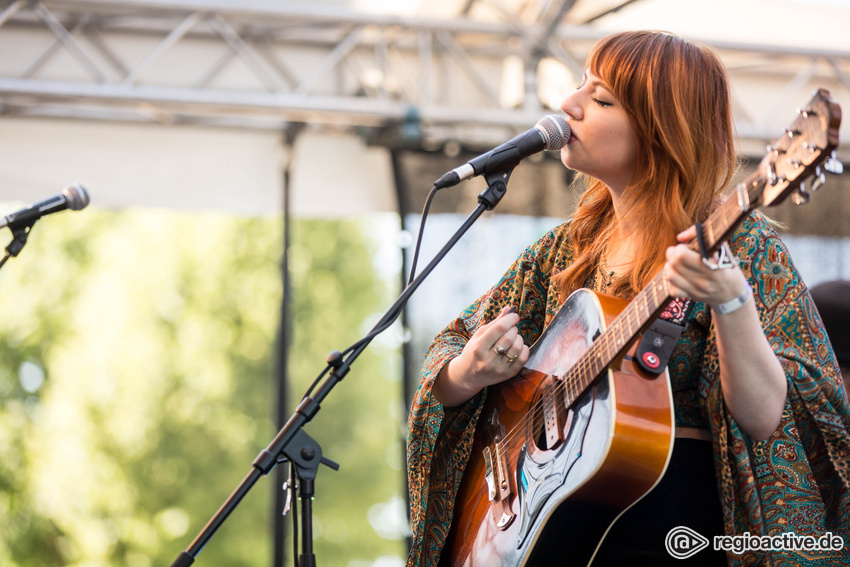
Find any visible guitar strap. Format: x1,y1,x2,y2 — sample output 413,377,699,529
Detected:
635,297,694,374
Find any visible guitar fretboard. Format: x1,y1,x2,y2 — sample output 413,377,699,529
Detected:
560,173,767,407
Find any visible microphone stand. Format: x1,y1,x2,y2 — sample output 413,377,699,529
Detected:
0,208,41,271
169,168,515,567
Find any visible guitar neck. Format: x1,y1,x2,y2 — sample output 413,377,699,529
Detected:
700,172,768,254
562,175,765,406
560,87,840,408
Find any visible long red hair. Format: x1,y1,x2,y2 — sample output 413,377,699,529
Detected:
554,31,738,299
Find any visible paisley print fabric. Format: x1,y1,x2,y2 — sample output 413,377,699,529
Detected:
661,296,694,326
406,211,850,566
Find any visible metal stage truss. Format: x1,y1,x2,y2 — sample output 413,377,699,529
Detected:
1,0,849,153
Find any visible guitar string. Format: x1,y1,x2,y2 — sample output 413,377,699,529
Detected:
490,115,819,455
492,196,751,454
495,217,739,454
476,102,828,505
495,274,684,461
496,282,648,450
495,277,668,451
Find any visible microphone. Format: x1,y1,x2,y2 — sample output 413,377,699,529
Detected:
0,183,91,230
434,115,570,189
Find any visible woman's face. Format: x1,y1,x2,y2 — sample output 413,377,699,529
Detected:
559,70,640,195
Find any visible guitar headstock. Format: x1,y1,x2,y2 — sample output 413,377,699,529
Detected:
754,88,842,208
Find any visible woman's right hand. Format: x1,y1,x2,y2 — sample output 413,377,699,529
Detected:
432,305,530,407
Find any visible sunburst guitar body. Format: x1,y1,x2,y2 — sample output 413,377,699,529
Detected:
441,289,674,566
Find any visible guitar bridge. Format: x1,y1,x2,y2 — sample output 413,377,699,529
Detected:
543,374,567,450
482,408,516,530
483,447,496,501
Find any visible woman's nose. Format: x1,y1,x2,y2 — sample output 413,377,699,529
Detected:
560,92,582,121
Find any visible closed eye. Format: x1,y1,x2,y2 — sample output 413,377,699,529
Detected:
593,98,613,108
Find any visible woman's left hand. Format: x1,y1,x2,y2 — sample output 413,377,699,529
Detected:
663,225,787,441
663,225,748,305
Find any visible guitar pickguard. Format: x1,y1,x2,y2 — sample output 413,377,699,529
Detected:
515,382,597,547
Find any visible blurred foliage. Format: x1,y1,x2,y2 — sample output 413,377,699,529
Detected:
0,206,407,567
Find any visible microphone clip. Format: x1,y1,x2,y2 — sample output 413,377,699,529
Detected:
4,206,43,233
0,219,35,272
477,168,514,211
1,205,42,262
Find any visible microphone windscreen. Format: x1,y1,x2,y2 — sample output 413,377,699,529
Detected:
536,115,570,151
63,183,90,211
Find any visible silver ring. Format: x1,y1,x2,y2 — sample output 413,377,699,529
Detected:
493,344,507,356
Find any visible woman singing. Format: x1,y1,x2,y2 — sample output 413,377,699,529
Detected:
406,31,850,566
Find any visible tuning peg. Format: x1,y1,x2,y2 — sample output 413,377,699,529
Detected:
784,128,800,138
767,162,778,185
793,182,811,205
825,150,844,175
796,106,817,118
802,141,819,154
766,144,786,156
767,162,786,186
811,169,826,192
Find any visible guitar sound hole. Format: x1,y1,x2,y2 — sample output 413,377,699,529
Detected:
532,402,550,451
529,376,566,454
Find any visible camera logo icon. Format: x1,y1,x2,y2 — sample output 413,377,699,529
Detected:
665,526,710,559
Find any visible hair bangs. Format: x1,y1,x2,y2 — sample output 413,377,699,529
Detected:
555,31,738,301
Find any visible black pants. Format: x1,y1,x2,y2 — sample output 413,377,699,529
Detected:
589,438,727,566
518,438,727,566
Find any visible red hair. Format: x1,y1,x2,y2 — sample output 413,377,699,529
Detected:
555,31,738,298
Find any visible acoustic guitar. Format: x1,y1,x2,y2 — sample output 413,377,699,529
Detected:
440,89,842,566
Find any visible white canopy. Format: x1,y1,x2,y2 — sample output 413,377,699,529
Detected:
1,0,848,215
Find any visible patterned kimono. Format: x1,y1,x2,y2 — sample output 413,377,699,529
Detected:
406,211,850,566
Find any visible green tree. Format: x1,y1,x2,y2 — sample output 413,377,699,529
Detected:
0,207,407,567
286,219,408,566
